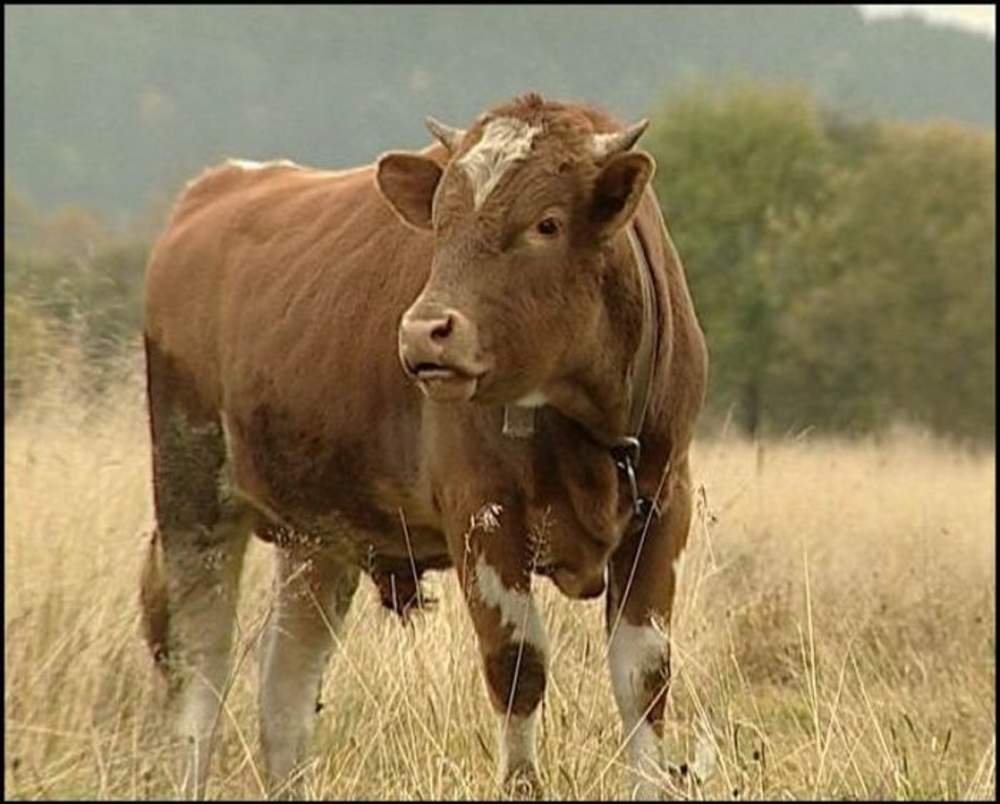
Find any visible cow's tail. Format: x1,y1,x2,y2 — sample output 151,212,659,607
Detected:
139,528,171,675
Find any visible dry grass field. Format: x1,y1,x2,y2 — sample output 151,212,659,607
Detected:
4,362,996,800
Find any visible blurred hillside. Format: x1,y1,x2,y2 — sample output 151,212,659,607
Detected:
3,6,995,443
5,79,995,443
4,4,996,222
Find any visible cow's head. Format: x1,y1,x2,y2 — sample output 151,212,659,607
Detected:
377,94,654,406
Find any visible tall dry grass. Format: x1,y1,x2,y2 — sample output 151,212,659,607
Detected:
4,359,995,800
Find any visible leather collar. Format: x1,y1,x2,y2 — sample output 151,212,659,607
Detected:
622,221,659,445
501,219,661,520
608,221,660,520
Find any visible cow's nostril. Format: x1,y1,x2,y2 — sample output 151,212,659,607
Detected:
430,315,454,341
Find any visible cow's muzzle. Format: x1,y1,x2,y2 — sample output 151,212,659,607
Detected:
398,304,489,402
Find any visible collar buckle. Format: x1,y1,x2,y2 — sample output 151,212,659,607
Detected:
610,436,660,523
610,436,641,471
611,437,643,517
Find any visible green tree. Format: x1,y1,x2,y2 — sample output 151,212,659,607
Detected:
647,80,834,435
770,122,995,441
646,81,995,442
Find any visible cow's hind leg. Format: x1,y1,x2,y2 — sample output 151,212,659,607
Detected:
258,543,359,797
140,343,252,799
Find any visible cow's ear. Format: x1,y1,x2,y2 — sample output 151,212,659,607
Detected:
590,151,655,237
375,152,443,231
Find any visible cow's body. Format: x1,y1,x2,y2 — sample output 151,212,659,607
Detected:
141,94,707,799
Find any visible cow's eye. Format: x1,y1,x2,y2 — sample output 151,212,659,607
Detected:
536,217,561,237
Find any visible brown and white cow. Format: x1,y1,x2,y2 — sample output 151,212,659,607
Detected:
140,92,707,799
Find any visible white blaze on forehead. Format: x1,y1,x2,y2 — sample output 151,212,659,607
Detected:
475,554,548,654
458,117,541,209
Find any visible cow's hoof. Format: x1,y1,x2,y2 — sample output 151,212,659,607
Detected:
502,765,543,800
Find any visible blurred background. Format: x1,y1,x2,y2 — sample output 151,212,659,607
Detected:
4,4,995,443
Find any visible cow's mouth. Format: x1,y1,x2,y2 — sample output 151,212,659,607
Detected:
411,363,462,380
406,361,482,402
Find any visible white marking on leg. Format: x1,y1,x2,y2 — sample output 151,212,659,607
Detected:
609,622,667,723
168,615,237,798
476,569,543,646
174,673,226,797
259,557,357,792
458,117,540,209
621,721,662,800
176,675,223,740
258,618,329,786
161,522,248,798
499,710,539,780
474,555,548,654
608,622,669,798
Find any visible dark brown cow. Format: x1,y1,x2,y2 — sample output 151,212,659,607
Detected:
140,92,707,799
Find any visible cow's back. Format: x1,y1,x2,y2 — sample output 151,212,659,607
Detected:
145,158,439,534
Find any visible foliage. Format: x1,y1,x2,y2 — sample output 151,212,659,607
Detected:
647,81,835,435
4,193,148,406
646,82,995,442
769,122,996,440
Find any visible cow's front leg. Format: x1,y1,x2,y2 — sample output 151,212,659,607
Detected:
605,458,693,800
447,499,549,797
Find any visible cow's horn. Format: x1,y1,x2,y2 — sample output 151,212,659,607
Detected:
425,116,466,153
592,119,650,159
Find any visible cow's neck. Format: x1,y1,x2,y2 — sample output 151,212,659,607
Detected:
535,224,658,451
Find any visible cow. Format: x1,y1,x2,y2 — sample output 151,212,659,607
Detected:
140,92,708,799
